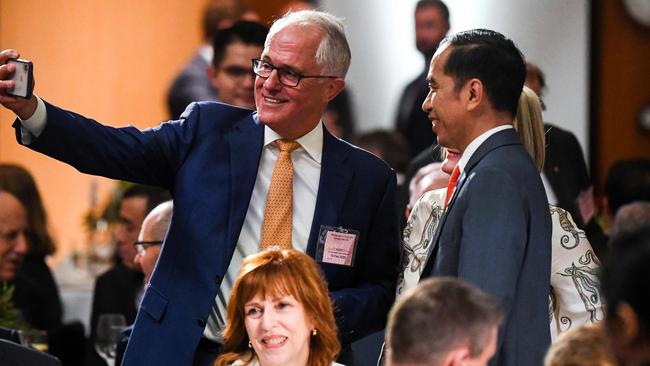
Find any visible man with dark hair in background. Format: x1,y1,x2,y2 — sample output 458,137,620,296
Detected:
601,227,650,365
397,0,449,224
167,0,249,119
88,185,170,365
395,0,449,159
207,20,268,110
419,29,552,365
604,158,650,222
386,278,502,366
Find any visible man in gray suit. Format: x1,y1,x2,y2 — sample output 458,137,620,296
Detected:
419,29,552,365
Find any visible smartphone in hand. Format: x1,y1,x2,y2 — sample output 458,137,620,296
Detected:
6,58,34,99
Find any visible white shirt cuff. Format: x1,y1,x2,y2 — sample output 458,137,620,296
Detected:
17,96,47,144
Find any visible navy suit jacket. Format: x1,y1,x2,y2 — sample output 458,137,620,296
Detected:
15,101,400,366
421,129,552,366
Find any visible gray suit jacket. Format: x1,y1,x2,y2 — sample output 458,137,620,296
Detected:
167,52,218,120
421,128,552,366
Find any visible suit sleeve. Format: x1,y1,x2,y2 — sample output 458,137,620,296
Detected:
13,100,202,190
457,170,527,317
330,171,400,344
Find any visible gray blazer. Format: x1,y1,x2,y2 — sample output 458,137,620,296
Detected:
421,128,552,366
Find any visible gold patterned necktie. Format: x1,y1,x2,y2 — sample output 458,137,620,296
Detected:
260,139,301,250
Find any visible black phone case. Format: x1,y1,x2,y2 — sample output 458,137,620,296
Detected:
7,58,34,99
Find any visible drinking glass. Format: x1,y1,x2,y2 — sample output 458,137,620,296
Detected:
94,313,127,366
18,329,48,352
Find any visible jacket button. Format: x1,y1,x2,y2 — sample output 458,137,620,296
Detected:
214,275,221,284
197,319,206,328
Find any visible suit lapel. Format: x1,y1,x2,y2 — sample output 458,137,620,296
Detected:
420,128,522,278
226,114,264,247
306,127,352,257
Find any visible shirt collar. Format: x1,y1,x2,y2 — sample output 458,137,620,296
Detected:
263,122,324,164
457,125,513,173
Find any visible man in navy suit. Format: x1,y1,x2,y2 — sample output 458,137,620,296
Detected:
0,10,399,366
419,29,552,365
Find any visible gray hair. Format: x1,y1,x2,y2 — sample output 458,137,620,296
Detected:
266,10,351,77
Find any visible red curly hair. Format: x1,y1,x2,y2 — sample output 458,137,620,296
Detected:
215,249,340,366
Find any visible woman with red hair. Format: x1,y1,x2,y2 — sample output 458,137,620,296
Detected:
215,249,342,366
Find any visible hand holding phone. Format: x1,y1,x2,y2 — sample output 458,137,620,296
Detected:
6,58,34,99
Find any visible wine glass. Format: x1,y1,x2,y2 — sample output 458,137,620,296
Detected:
95,313,127,366
18,329,48,352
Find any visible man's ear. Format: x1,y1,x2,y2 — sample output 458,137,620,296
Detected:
324,78,346,102
444,347,470,366
465,78,483,111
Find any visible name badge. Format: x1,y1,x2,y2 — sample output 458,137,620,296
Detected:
316,225,359,267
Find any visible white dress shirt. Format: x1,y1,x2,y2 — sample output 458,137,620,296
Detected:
204,122,323,342
456,124,513,174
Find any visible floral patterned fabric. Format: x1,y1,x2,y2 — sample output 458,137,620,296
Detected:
398,188,604,340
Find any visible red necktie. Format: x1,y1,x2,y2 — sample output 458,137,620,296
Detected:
443,166,461,208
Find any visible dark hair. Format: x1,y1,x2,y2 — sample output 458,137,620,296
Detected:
201,0,243,41
416,0,450,24
601,228,650,340
604,158,650,216
122,185,171,216
212,20,268,68
525,62,546,93
386,277,502,365
0,164,55,256
440,29,526,117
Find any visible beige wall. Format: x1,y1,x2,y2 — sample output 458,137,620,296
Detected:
0,0,207,263
0,0,292,264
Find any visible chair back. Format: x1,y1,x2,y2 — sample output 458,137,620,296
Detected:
0,338,62,366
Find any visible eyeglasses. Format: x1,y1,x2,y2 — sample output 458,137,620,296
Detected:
251,59,338,87
134,240,163,255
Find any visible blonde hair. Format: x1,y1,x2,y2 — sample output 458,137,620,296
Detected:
513,86,545,172
544,324,615,366
215,249,340,366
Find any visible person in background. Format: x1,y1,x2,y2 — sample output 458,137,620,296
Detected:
604,158,650,233
600,227,650,366
386,277,502,366
0,166,87,366
216,249,342,366
208,21,268,110
0,183,30,296
0,164,62,331
395,0,449,158
524,61,607,259
88,185,170,365
167,0,250,119
609,201,650,241
115,200,174,366
396,0,450,227
544,324,614,366
134,201,173,284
